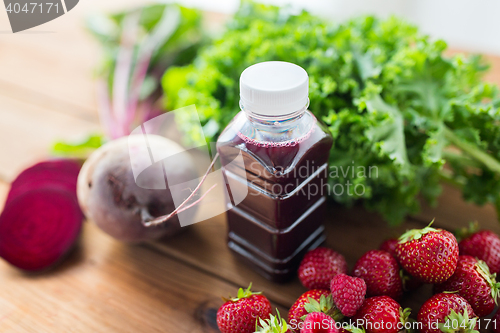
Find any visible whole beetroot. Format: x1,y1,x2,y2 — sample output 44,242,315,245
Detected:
77,135,198,242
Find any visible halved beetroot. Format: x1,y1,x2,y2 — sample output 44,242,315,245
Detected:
0,187,83,271
6,159,81,204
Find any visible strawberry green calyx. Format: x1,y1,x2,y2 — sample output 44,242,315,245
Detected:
399,307,412,326
399,220,437,244
454,222,479,242
301,294,344,322
255,310,288,333
438,309,479,333
475,260,500,305
398,307,415,333
227,283,262,302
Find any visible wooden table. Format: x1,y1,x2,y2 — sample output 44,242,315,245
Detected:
1,3,500,332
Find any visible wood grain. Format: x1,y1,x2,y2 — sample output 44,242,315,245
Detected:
416,183,499,233
0,0,152,119
0,94,99,181
0,22,98,119
0,6,500,332
148,204,432,310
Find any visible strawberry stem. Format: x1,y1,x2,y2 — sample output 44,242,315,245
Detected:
399,220,437,244
228,283,262,302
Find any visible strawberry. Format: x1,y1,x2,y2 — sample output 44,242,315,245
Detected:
457,224,500,274
301,312,338,333
298,247,348,290
255,310,291,333
379,240,423,291
395,221,459,283
418,293,478,333
217,284,271,333
434,255,500,317
288,290,342,332
379,239,398,258
352,250,402,300
330,273,366,317
353,296,410,333
289,290,330,330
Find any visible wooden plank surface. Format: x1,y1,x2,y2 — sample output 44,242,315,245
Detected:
0,94,99,181
148,205,421,307
0,182,286,333
0,4,500,332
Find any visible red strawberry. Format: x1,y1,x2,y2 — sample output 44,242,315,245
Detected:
379,240,423,291
434,255,500,317
217,284,271,333
289,289,343,332
492,308,500,333
289,289,331,330
301,312,338,333
458,226,500,274
395,222,459,283
352,250,402,300
256,311,291,333
379,239,398,257
330,274,366,317
298,247,348,290
418,293,478,333
353,296,410,333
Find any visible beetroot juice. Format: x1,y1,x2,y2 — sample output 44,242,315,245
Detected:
216,62,333,282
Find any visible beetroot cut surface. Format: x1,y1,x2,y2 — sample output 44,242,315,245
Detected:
0,187,83,271
6,159,81,204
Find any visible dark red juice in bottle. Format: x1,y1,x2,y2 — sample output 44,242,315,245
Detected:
216,62,333,282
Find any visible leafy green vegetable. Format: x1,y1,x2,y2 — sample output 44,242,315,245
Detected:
163,1,500,225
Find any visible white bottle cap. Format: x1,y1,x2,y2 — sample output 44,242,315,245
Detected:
240,61,309,116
